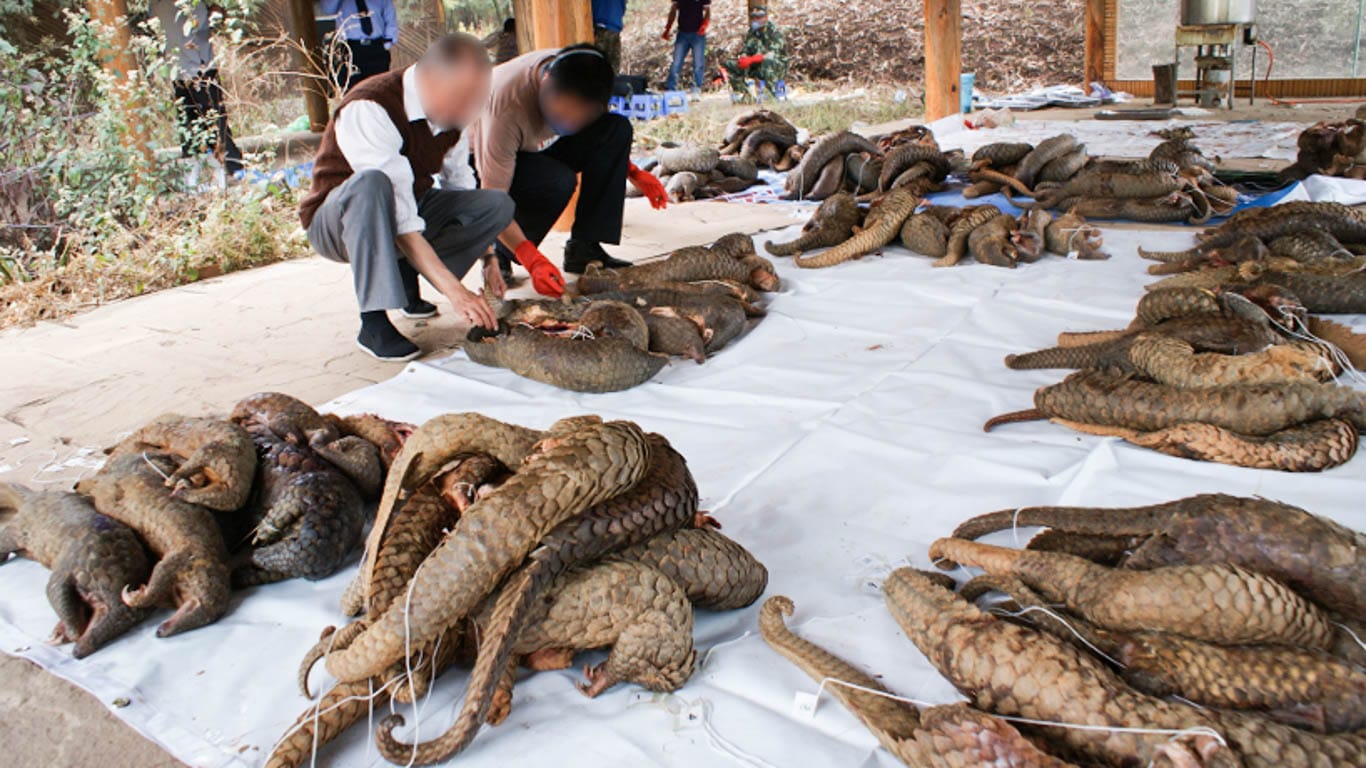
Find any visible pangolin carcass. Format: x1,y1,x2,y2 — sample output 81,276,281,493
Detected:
375,434,700,764
229,429,367,586
76,452,232,637
231,392,384,498
985,368,1366,437
322,418,650,683
760,595,1078,767
795,187,919,269
106,415,256,511
884,567,1366,768
961,574,1366,733
765,192,862,256
578,235,779,293
464,301,666,393
952,494,1366,624
0,483,152,657
929,538,1337,648
784,131,879,198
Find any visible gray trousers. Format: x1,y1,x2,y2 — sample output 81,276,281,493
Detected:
307,169,515,313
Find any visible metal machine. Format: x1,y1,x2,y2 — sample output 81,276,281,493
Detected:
1174,0,1259,108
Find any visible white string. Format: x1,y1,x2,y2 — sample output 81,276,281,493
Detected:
1276,312,1366,387
989,606,1124,668
1010,507,1025,548
679,697,783,768
400,572,421,768
141,451,171,481
803,676,1227,746
1334,621,1366,652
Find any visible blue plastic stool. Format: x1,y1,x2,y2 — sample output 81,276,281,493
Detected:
747,79,788,102
608,95,628,115
660,90,689,116
629,93,662,121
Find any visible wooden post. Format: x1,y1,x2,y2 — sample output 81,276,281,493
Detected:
513,0,593,53
1084,0,1106,86
286,0,329,131
923,0,962,121
87,0,151,163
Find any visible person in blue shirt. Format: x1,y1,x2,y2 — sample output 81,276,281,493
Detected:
322,0,399,92
591,0,626,72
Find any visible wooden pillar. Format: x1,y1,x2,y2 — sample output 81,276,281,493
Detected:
1084,0,1106,86
923,0,962,121
87,0,151,163
286,0,329,131
514,0,593,53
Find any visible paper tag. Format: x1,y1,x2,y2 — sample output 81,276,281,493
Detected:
1066,250,1080,260
630,690,654,706
793,691,820,719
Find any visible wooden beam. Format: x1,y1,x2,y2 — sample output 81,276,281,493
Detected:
923,0,962,121
1084,0,1105,85
285,0,329,131
513,0,592,53
87,0,151,163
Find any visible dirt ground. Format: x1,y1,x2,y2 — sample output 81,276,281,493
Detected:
0,98,1345,767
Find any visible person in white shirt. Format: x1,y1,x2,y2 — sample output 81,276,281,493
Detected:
299,34,513,362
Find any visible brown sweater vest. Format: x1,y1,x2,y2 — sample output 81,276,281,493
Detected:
299,70,464,228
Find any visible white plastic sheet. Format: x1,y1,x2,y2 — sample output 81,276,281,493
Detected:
929,115,1306,161
2,226,1363,768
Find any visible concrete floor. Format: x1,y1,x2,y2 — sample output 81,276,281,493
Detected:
0,197,797,768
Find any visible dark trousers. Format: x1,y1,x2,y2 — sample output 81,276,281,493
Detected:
493,112,633,266
339,40,391,93
173,69,243,174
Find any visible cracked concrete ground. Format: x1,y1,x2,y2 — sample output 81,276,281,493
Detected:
0,197,796,767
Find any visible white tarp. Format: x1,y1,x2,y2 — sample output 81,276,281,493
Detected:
929,115,1306,162
2,225,1363,768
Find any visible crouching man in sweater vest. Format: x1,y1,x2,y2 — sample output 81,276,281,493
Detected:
300,34,538,362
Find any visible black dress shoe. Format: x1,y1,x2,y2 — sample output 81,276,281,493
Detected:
564,239,633,274
401,298,438,319
356,314,421,362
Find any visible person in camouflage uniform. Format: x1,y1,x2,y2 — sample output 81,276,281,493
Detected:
722,6,788,99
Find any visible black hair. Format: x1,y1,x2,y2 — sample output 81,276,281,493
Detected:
502,18,515,33
544,43,614,106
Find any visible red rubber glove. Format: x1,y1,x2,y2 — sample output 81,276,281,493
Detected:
661,26,672,40
628,163,668,210
738,53,766,69
698,19,709,35
514,241,566,298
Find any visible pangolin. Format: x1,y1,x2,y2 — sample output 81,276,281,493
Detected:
765,192,862,256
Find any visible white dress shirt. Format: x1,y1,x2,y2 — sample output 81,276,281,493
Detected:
334,66,476,235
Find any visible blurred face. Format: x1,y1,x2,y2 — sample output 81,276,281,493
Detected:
538,76,605,136
750,13,767,29
418,58,491,131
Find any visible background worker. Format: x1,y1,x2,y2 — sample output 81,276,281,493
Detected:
723,5,789,100
470,45,668,288
591,0,627,72
150,0,244,175
322,0,399,92
299,34,512,362
662,0,710,94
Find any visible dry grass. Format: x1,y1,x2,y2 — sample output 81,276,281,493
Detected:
621,0,1086,92
0,187,309,329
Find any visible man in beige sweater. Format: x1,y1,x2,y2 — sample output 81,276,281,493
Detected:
469,44,668,286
